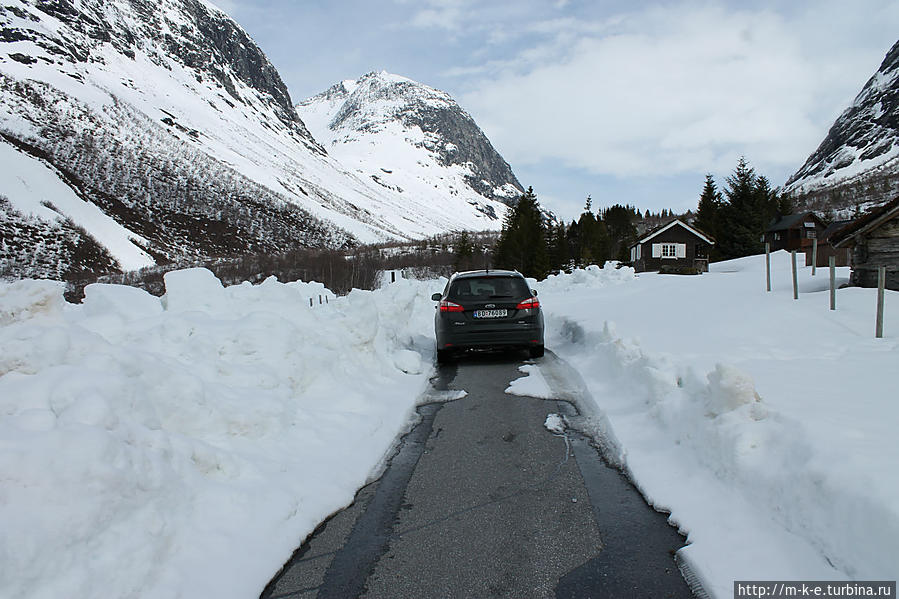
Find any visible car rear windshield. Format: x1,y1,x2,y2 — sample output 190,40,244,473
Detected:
448,276,531,300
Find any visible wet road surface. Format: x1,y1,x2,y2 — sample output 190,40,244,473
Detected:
261,351,696,598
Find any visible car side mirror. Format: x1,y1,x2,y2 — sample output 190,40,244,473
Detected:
531,289,538,297
431,293,442,301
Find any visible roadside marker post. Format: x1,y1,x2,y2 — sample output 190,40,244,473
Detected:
829,256,836,311
766,243,771,292
791,251,799,300
811,238,818,276
876,266,886,339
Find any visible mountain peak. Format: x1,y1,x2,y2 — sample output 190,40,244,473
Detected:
298,72,523,220
363,70,412,83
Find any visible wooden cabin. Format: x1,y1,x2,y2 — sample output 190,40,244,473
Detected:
630,219,715,273
764,212,828,252
828,197,899,291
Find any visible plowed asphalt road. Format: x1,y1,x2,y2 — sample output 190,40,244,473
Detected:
261,351,696,599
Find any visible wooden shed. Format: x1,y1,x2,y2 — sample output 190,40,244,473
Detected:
764,212,828,253
829,196,899,291
630,219,715,273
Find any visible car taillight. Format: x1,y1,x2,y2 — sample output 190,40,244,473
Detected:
516,297,540,310
439,300,465,313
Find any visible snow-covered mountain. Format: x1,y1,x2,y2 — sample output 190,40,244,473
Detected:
0,1,514,281
784,39,899,213
297,71,522,224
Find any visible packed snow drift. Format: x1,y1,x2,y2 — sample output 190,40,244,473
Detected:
0,270,437,599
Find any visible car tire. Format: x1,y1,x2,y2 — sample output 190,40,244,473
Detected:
436,349,453,364
529,345,545,359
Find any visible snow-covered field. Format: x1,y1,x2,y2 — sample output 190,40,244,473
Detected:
0,252,896,598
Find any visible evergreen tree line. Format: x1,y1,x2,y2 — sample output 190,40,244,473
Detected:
695,157,793,260
488,157,796,279
489,187,645,279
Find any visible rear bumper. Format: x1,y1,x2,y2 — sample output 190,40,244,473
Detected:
436,319,544,350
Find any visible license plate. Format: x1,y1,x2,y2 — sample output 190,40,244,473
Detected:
473,309,507,318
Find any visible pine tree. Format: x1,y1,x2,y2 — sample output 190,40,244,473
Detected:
696,173,723,241
565,219,580,271
452,231,475,272
754,175,781,229
546,222,569,273
577,210,599,266
492,186,550,278
717,157,770,259
777,193,794,218
602,204,637,263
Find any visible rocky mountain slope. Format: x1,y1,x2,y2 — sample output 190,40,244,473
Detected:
0,0,515,281
297,72,522,226
784,39,899,215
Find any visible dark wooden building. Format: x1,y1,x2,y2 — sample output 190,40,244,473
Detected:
808,220,853,267
764,212,828,252
630,219,715,273
829,197,899,291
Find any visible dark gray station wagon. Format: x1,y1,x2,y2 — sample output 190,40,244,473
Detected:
431,270,545,363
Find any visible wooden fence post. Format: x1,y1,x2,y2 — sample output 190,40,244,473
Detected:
766,243,771,292
876,266,886,339
829,256,836,311
791,250,798,300
811,238,818,276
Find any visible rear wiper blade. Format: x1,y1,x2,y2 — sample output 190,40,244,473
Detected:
489,294,513,298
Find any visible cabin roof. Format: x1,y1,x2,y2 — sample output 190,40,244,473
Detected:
632,219,715,247
765,212,824,233
829,196,899,248
822,220,853,241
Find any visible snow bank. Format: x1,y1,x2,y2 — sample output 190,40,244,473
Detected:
0,269,437,599
537,261,636,292
539,253,899,596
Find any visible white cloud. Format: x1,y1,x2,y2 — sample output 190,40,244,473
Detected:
455,2,898,180
398,0,475,31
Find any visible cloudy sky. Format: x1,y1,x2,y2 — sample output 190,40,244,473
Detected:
216,0,898,221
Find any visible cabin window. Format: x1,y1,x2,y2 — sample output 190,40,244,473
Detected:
652,243,685,258
774,232,782,241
